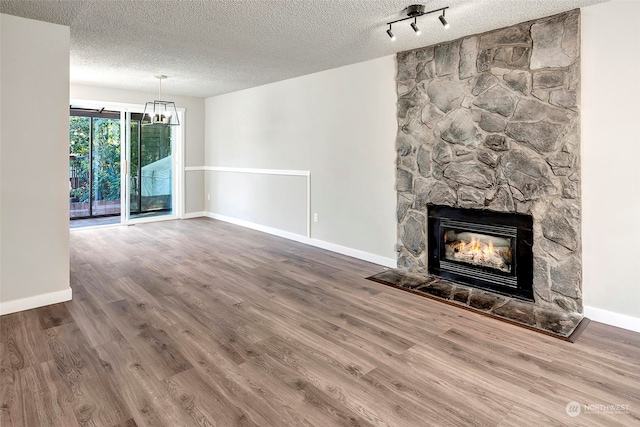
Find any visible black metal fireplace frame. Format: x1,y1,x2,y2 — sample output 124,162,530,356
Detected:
427,205,534,301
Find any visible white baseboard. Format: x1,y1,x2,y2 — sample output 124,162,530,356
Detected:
206,212,308,243
0,287,73,316
183,211,207,219
206,212,396,268
305,236,396,268
584,306,640,333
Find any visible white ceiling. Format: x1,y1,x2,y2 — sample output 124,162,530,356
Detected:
0,0,605,98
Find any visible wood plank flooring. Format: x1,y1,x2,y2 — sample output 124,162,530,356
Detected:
2,218,639,427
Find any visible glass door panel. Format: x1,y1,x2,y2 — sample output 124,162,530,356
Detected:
129,119,140,214
69,109,122,225
69,116,91,218
129,113,172,219
92,118,121,216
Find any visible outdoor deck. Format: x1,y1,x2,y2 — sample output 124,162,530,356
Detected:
70,199,120,218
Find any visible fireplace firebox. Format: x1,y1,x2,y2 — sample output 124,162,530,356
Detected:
427,205,534,301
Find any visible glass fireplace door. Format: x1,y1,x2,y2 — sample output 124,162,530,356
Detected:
443,229,513,273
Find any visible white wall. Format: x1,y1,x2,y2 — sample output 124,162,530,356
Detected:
582,0,640,331
204,56,398,265
208,171,308,235
70,84,206,214
0,14,71,314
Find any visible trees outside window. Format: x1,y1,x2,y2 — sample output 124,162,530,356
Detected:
69,114,121,217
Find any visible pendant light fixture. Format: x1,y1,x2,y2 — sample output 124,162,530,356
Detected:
142,75,180,126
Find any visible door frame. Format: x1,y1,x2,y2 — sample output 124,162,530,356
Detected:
70,98,186,227
69,108,122,221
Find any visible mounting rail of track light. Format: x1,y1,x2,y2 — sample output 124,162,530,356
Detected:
386,4,449,41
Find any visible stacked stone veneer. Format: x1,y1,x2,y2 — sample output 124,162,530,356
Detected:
395,10,582,315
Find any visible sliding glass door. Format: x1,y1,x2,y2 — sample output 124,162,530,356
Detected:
70,104,180,227
69,109,121,221
128,113,173,219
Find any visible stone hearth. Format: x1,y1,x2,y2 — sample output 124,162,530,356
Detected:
395,10,582,328
368,270,582,338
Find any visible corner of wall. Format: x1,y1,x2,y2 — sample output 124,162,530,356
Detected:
1,14,71,312
580,0,640,327
0,288,72,316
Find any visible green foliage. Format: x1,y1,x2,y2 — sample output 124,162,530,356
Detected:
69,116,121,203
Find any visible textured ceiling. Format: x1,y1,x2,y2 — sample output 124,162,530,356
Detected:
1,0,606,98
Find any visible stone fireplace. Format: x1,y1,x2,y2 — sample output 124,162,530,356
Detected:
392,10,583,335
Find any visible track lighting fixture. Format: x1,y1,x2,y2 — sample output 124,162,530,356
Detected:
439,9,450,29
385,4,450,40
411,18,421,35
387,24,396,40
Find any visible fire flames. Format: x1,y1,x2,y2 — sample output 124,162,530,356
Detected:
447,235,511,272
454,238,494,257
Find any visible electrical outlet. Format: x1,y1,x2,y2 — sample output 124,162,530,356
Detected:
313,213,318,223
207,193,211,201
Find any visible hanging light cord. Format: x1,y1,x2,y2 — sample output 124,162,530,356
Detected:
155,74,167,101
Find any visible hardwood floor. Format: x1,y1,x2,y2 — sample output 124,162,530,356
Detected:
2,218,639,426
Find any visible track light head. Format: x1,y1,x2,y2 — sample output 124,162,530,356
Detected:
439,14,449,29
387,27,396,41
411,19,421,35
